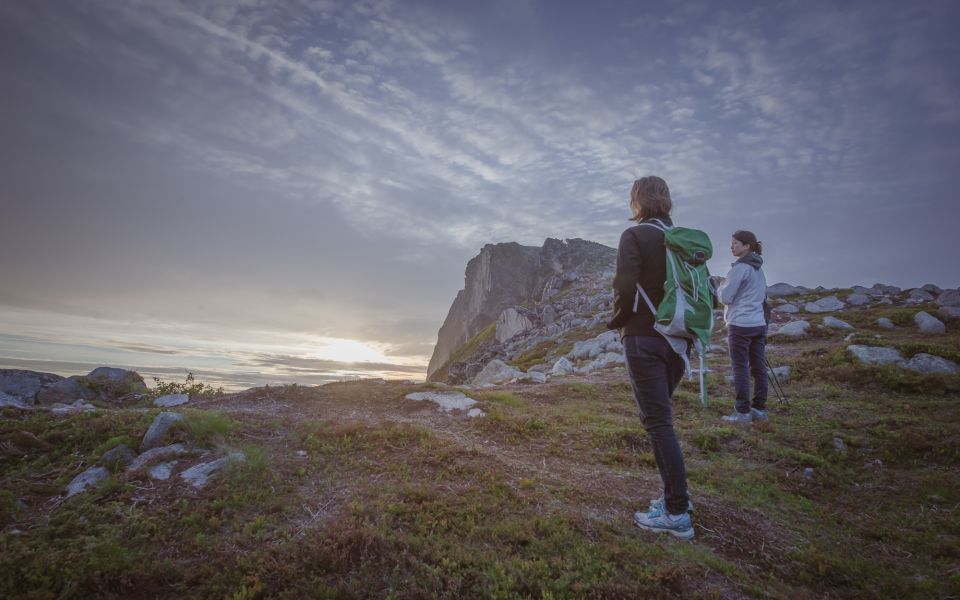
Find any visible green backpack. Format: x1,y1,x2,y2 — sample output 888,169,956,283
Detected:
634,219,716,405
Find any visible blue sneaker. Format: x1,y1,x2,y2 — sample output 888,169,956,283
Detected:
750,408,768,421
647,496,694,518
634,508,694,540
721,410,752,425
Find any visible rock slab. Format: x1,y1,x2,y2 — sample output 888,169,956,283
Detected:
66,466,109,497
914,311,946,334
405,391,478,412
847,345,905,366
141,412,184,451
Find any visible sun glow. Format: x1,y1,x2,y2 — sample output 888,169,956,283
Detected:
309,337,390,364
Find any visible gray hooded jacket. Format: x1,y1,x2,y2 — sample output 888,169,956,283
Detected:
718,252,767,327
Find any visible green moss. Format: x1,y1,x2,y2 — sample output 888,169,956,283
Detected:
429,322,497,382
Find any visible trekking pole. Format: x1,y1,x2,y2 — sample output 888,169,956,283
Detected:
699,349,708,407
765,358,789,405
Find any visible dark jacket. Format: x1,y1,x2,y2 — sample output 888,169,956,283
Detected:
607,215,672,338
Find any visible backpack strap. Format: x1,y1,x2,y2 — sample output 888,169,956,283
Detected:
634,283,657,315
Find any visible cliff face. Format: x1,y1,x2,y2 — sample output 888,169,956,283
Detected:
426,238,616,379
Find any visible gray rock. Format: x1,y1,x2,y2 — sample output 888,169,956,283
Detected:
180,452,245,488
871,284,901,296
803,467,814,479
86,367,148,402
937,306,960,320
518,371,547,384
771,320,811,337
578,352,624,373
466,408,485,418
98,444,136,472
768,366,790,382
847,345,905,366
833,438,846,452
551,357,574,375
154,393,189,408
495,307,536,343
127,443,189,472
772,303,800,314
875,317,896,329
405,391,478,412
904,353,959,375
906,288,934,303
0,392,33,409
845,293,871,307
50,400,98,415
66,466,109,497
569,331,620,360
0,369,63,407
876,297,893,305
471,359,525,386
936,289,960,307
851,286,872,295
914,311,946,334
823,316,853,330
804,296,845,313
35,376,96,406
766,283,809,297
140,412,184,452
540,305,556,326
922,284,942,294
148,461,177,480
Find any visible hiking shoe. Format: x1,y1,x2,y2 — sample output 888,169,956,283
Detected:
647,496,694,518
721,411,752,424
750,408,768,422
634,508,695,540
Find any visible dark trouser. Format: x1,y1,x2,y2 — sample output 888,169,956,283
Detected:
727,324,768,414
622,335,689,516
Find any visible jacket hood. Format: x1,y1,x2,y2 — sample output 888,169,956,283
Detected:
734,252,763,270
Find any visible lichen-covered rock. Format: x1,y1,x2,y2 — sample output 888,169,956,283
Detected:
140,412,184,452
768,366,791,382
85,367,148,403
66,466,109,497
823,316,853,330
35,376,96,406
904,353,959,375
914,311,946,334
568,331,621,360
875,317,896,329
551,357,574,375
180,452,245,488
127,443,190,472
148,461,178,480
772,303,800,314
804,296,845,313
0,369,63,407
847,345,905,366
938,306,960,321
766,283,808,297
154,393,189,408
935,289,960,307
771,321,810,337
906,288,934,303
405,391,478,412
578,352,624,373
98,444,136,472
471,359,525,386
846,293,871,307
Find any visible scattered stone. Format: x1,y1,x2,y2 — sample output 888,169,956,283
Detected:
98,444,136,472
847,345,905,366
568,331,621,361
935,289,960,307
804,296,845,313
823,316,853,330
833,438,846,452
914,311,946,334
471,360,525,386
148,461,177,481
803,467,814,479
127,443,190,472
772,303,800,314
517,371,547,384
875,318,895,329
845,293,871,307
405,391,477,412
876,297,893,305
767,283,809,297
551,357,574,375
771,320,810,337
180,452,245,488
140,412,184,451
904,353,960,375
154,393,189,408
66,466,109,497
466,408,485,418
938,306,960,320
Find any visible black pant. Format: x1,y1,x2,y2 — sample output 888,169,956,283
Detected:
622,335,689,516
727,324,768,414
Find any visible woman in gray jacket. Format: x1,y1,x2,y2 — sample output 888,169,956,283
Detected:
718,230,768,424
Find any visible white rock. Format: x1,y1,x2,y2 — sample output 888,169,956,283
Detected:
771,320,811,337
471,359,525,386
904,353,959,375
579,352,624,373
466,408,485,418
804,296,845,313
847,345,905,366
569,331,620,360
141,412,184,451
127,443,189,472
846,293,871,307
907,289,934,303
495,308,536,343
148,461,177,481
768,366,790,382
66,466,109,497
154,393,189,408
875,318,895,329
180,452,245,488
823,316,853,330
405,391,477,412
772,303,799,314
550,357,574,375
914,311,946,334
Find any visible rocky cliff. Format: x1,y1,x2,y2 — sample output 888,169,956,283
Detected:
426,238,617,380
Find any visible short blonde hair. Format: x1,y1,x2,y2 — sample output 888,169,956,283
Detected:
630,176,673,222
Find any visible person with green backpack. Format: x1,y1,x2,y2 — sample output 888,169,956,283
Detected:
607,175,714,540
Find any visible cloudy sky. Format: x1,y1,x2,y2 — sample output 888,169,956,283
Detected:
1,0,958,389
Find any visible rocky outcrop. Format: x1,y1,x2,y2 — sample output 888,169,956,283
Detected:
427,238,615,379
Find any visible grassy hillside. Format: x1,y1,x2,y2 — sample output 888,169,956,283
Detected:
1,303,959,598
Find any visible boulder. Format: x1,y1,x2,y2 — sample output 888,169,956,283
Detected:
823,316,853,330
127,443,190,472
180,452,245,488
766,283,808,297
551,357,574,375
921,284,942,294
936,289,960,307
906,288,934,303
847,345,905,366
140,412,184,452
98,444,136,472
845,293,871,307
518,371,547,384
768,366,790,382
876,298,893,305
875,318,896,329
914,311,946,334
154,393,189,408
405,391,478,412
569,331,621,360
804,296,845,313
0,369,63,407
66,466,109,497
871,284,901,296
773,303,800,314
148,461,177,481
495,307,536,343
86,367,148,402
904,353,959,375
35,377,96,406
938,306,960,321
578,352,624,373
471,360,525,386
771,320,810,337
0,392,33,410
